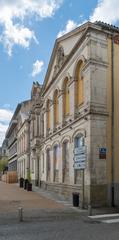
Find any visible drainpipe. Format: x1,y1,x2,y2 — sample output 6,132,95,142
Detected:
111,33,115,207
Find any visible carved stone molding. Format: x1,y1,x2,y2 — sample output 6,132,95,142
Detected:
52,45,65,79
58,90,64,97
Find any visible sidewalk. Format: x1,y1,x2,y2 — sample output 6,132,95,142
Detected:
0,181,86,224
0,181,118,218
0,181,65,214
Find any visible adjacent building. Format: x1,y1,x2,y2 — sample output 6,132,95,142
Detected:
1,139,8,158
6,100,31,172
3,21,119,208
6,104,20,171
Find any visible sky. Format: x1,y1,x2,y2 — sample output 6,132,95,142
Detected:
0,0,119,146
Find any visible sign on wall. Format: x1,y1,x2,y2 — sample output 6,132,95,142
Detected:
74,146,87,170
99,148,106,159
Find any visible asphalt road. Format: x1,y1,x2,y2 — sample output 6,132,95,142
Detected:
0,213,119,240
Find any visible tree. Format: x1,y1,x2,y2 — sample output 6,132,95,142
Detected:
27,169,31,182
0,157,8,173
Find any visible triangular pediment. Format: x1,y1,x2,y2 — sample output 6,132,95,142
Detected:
43,22,90,92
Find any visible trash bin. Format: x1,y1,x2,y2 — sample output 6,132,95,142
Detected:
19,178,24,188
24,179,29,190
27,182,32,191
72,192,79,207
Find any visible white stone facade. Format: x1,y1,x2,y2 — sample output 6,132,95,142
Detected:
8,21,119,207
17,101,32,179
35,22,109,207
17,120,30,179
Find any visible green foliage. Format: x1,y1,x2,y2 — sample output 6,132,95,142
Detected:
0,157,8,172
27,169,31,182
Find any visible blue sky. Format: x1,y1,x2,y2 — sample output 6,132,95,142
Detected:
0,0,119,146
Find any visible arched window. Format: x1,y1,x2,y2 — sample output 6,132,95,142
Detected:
63,78,70,118
74,134,84,148
62,141,69,183
53,145,59,182
75,61,84,107
74,134,85,184
46,149,50,171
46,148,50,181
42,153,44,173
63,141,68,169
46,99,50,130
53,90,59,127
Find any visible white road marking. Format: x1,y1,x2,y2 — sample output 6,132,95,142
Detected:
102,218,119,224
89,213,119,219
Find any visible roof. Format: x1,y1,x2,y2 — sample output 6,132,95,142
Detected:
5,99,31,138
95,21,119,33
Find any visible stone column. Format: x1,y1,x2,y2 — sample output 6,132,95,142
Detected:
44,110,47,138
50,101,54,131
34,148,40,186
58,90,63,126
25,121,30,179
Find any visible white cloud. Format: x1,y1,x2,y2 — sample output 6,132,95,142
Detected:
32,60,44,77
0,126,8,147
57,19,87,38
0,109,13,123
57,20,78,38
0,0,63,55
0,20,37,56
0,108,13,146
90,0,119,24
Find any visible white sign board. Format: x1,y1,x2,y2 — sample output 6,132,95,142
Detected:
74,146,86,155
74,146,87,170
74,162,85,169
74,155,86,161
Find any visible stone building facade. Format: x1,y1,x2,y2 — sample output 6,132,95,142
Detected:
6,104,21,171
16,100,32,179
6,100,31,172
17,114,30,179
38,21,108,207
1,139,8,158
37,21,119,207
3,21,119,208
